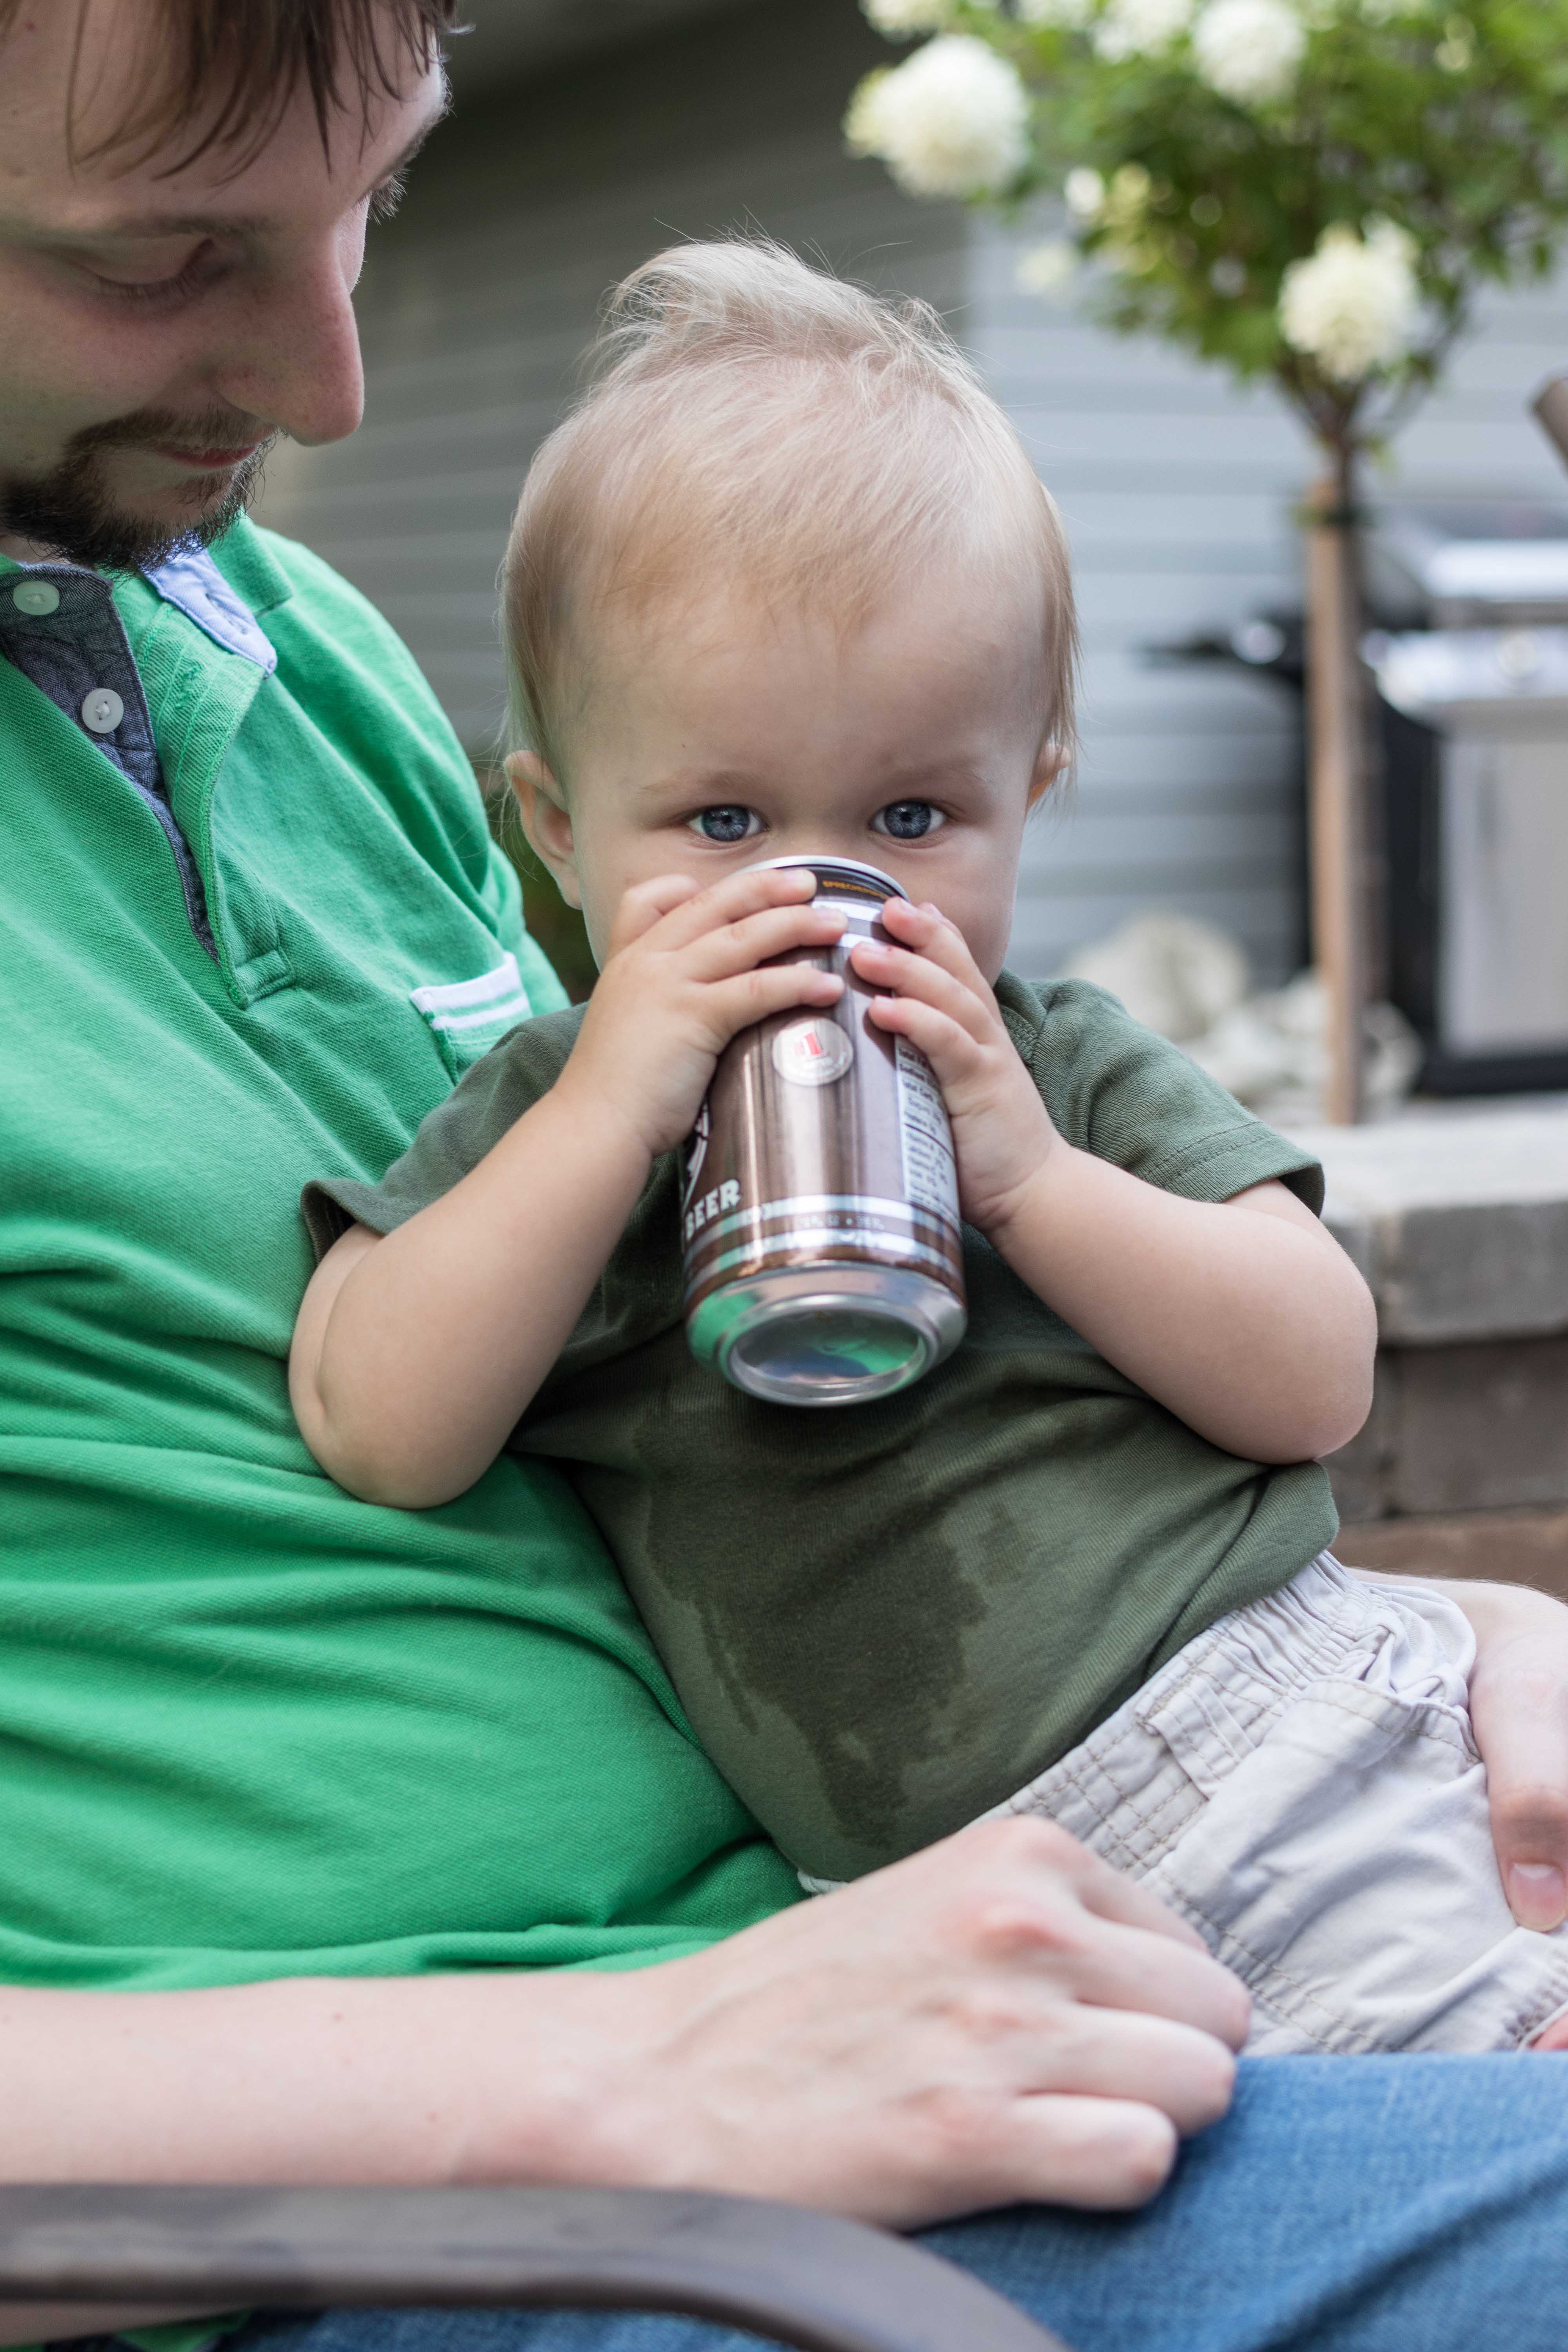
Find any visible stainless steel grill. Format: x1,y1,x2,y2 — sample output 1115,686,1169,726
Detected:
1367,504,1568,1091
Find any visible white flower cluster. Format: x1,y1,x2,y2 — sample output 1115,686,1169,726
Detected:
1093,0,1193,61
1064,165,1107,219
1016,238,1080,295
1278,219,1421,379
1192,0,1305,102
861,0,953,32
845,36,1032,197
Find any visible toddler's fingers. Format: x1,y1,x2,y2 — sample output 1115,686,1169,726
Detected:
644,862,822,953
607,871,704,954
863,987,990,1082
682,900,847,984
702,961,845,1036
850,937,995,1043
878,895,993,994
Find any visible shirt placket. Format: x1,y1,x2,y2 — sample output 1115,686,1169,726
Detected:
0,565,216,958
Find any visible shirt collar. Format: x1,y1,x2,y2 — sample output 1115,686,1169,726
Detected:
0,523,285,676
142,541,277,675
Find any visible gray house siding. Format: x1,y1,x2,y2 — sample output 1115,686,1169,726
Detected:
257,0,1568,984
258,1,964,742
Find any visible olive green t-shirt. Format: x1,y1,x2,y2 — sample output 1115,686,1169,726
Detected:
307,973,1336,1883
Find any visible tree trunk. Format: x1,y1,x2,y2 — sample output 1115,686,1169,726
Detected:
1303,450,1370,1123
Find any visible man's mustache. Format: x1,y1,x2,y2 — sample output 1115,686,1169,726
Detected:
72,408,279,461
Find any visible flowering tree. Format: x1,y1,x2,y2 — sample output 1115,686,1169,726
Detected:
849,0,1568,505
847,0,1568,1115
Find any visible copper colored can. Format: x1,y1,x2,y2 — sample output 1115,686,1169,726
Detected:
682,855,967,1407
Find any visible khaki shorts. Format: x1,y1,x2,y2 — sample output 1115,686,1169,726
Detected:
987,1554,1568,2054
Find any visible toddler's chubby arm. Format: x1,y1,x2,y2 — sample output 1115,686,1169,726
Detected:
290,866,847,1507
853,899,1376,1466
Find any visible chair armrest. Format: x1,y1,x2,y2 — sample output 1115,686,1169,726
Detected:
0,2186,1072,2352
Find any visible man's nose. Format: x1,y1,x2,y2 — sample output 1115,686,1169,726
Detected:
216,244,366,450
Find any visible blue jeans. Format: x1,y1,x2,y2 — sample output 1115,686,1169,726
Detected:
211,2058,1568,2352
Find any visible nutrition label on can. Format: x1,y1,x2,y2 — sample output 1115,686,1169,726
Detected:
895,1036,960,1230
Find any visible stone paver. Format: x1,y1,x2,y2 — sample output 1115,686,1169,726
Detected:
1289,1097,1568,1343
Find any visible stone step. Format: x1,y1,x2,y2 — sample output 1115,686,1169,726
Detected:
1284,1098,1568,1518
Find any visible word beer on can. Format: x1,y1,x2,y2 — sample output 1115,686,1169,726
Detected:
682,855,968,1406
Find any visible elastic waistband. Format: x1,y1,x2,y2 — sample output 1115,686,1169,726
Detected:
987,1555,1475,1869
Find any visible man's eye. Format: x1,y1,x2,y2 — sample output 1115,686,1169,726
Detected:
80,243,220,308
689,806,762,844
871,800,944,841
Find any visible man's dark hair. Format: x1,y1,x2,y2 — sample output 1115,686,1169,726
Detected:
0,0,461,170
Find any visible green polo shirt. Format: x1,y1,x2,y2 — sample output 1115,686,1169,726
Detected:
0,518,799,1994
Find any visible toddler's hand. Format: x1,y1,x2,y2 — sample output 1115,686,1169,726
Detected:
850,899,1058,1240
557,866,847,1163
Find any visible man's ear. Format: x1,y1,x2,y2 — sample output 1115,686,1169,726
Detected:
1027,740,1069,813
505,751,583,909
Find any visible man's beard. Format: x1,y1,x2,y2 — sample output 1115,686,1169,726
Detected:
0,408,277,573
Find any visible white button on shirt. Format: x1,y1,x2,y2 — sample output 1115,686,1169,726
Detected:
11,581,60,617
80,687,125,735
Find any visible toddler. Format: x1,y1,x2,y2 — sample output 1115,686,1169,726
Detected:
292,239,1568,2057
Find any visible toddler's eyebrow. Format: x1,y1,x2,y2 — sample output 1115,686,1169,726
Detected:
630,768,764,807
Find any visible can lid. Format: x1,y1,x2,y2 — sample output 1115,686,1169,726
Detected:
745,853,907,903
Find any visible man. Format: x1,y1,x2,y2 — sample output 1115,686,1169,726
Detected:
4,5,1568,2349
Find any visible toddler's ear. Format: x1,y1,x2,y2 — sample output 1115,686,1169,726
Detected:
505,751,583,909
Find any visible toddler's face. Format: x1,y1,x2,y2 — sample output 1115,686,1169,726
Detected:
509,558,1060,985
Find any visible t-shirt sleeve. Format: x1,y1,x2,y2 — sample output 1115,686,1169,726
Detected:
996,973,1325,1215
301,1004,588,1261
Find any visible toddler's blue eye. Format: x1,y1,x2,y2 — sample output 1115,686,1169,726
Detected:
691,806,759,844
873,800,942,841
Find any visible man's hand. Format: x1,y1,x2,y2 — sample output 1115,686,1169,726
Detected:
572,1818,1249,2227
559,864,847,1163
0,1816,1247,2348
1437,1577,1568,1932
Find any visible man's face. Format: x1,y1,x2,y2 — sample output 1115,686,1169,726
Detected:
0,1,446,569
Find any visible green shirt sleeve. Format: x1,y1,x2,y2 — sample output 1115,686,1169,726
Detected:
996,971,1325,1215
302,1003,588,1257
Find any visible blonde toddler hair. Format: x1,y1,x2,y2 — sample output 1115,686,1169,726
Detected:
501,237,1077,779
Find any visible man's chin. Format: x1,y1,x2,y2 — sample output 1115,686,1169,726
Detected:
0,444,271,573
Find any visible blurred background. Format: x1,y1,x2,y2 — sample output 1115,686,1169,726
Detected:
253,1,1568,1559
253,0,1568,1005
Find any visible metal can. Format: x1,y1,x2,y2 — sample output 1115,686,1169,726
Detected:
682,855,967,1406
